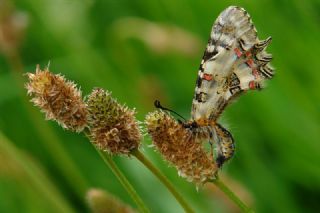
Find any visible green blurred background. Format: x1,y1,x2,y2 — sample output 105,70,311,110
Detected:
0,0,319,212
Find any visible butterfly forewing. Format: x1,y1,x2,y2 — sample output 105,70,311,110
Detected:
191,6,273,122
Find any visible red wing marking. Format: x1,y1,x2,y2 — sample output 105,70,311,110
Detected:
246,59,254,68
202,73,213,81
234,48,242,58
249,81,256,89
252,68,259,78
245,51,252,57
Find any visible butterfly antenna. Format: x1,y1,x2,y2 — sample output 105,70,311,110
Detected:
154,100,187,122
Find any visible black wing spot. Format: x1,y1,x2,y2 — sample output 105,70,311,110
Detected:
203,49,218,61
230,86,242,95
196,76,202,88
259,66,274,79
195,92,207,103
229,73,240,87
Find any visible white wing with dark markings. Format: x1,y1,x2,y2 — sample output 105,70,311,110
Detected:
191,6,274,121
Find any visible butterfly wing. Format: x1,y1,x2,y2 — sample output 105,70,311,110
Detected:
191,6,273,122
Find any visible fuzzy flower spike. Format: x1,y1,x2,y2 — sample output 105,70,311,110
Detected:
25,65,87,132
145,110,218,184
86,88,141,155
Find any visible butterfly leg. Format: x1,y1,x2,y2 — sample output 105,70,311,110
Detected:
206,127,215,161
208,139,214,161
214,124,235,168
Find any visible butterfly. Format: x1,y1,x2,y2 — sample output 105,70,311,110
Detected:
182,6,274,168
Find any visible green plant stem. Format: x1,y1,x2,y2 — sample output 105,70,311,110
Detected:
210,176,254,213
95,147,150,213
132,149,194,213
0,132,76,213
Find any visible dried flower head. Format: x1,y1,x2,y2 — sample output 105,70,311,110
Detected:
86,188,135,213
145,110,217,184
25,65,87,132
86,88,141,155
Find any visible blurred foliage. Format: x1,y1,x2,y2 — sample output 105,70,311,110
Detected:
0,0,319,212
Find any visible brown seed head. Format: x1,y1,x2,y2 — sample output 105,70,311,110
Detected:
145,110,218,184
86,88,141,155
25,65,87,132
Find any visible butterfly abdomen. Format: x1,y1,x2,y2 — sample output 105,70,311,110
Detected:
214,124,235,168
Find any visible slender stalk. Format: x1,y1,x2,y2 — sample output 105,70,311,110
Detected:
0,132,76,213
210,176,254,212
132,149,194,213
94,146,150,213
